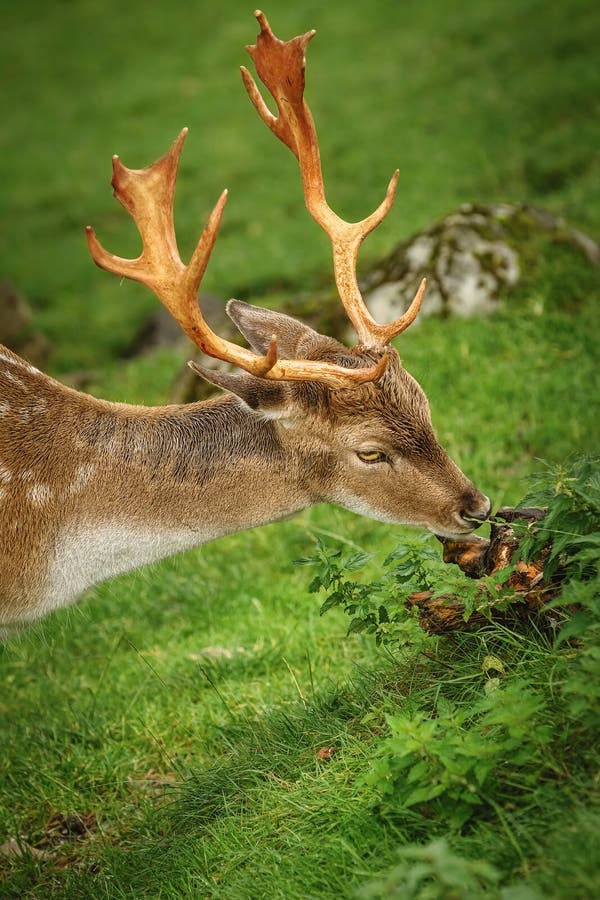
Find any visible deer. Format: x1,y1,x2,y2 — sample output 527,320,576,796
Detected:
0,11,490,635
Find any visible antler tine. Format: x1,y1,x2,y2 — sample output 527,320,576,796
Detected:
86,129,387,388
242,10,425,349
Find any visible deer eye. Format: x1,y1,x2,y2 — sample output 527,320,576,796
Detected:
357,450,388,464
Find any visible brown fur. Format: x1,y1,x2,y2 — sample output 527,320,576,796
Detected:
0,309,489,630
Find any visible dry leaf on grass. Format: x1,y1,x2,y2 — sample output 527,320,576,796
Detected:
1,838,52,861
316,746,338,761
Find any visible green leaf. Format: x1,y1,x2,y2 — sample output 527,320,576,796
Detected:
293,556,318,567
346,617,367,635
556,610,596,644
404,782,447,807
343,551,374,571
378,604,390,624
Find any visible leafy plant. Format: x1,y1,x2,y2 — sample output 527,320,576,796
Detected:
304,455,599,648
517,456,600,724
364,455,600,841
367,680,552,829
298,532,514,650
300,455,600,837
296,537,435,649
357,838,501,900
517,455,600,582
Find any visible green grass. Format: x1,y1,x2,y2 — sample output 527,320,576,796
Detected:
1,0,599,896
1,0,598,372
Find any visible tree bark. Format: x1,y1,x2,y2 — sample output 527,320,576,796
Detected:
406,507,562,634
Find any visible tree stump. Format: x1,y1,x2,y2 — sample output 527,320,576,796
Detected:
406,507,563,634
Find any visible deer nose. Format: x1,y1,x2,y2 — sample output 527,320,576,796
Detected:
460,494,491,528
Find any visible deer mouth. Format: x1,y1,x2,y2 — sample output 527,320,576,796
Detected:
430,517,488,541
431,525,480,541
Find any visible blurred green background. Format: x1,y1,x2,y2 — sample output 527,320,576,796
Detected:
2,0,598,373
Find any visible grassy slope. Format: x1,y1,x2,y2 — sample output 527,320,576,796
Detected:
1,0,598,371
1,0,599,896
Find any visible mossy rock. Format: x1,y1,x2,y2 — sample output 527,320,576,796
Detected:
361,203,599,324
171,203,599,402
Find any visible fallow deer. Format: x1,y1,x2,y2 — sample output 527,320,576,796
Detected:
0,11,490,633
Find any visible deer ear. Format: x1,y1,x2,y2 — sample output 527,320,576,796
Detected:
226,299,339,359
188,361,288,413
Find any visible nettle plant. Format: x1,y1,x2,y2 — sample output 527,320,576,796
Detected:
300,455,600,827
301,455,599,647
298,530,513,651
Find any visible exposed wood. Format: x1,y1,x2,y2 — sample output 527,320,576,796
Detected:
407,507,562,634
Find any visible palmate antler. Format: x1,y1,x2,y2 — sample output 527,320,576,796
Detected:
242,10,425,349
86,131,382,388
86,11,425,387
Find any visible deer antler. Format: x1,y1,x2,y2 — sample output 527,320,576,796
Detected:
86,130,386,388
241,10,425,349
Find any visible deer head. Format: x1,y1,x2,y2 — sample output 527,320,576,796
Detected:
193,299,489,538
85,11,489,540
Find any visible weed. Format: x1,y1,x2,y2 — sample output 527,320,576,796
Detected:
308,455,599,644
358,838,501,900
302,456,600,894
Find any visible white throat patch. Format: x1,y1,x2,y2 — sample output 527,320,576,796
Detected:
42,521,221,613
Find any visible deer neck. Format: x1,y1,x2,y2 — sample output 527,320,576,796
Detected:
7,388,314,620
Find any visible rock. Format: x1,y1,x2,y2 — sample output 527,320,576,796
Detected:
169,203,600,402
360,203,600,326
122,293,237,360
121,306,188,359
